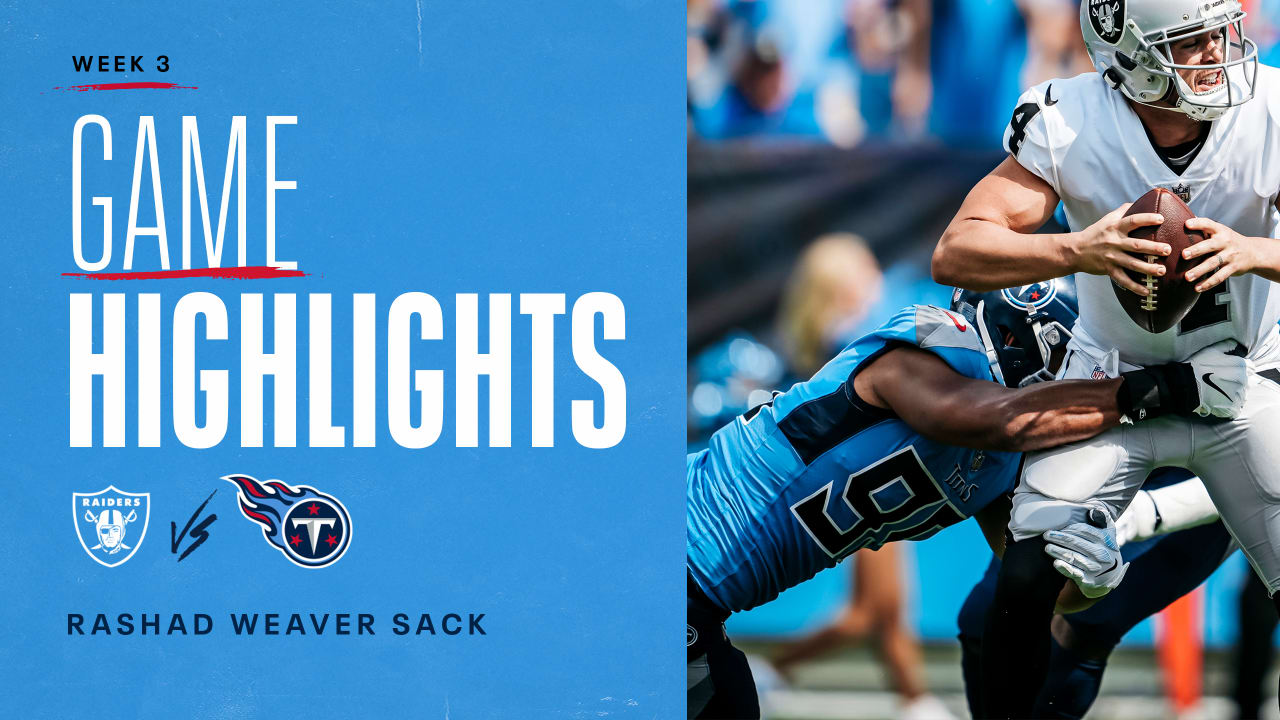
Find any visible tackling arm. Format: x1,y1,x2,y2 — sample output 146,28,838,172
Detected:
854,345,1124,452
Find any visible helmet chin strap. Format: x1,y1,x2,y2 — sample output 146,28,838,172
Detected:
973,299,1007,386
1118,65,1227,120
1126,86,1202,116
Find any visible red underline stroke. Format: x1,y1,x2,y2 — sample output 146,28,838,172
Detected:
62,267,307,281
51,82,197,92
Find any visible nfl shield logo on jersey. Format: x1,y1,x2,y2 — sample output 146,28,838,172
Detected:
1169,183,1192,203
73,486,150,568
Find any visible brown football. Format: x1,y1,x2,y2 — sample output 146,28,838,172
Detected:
1112,188,1205,333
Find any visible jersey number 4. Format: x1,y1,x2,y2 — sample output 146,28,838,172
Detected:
790,446,964,560
1007,103,1041,157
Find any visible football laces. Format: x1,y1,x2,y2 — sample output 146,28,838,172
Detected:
1140,254,1159,311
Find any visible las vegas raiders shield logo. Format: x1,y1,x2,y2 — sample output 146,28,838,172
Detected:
73,486,150,568
1088,0,1125,44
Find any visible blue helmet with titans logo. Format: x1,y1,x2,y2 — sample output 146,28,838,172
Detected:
950,278,1079,388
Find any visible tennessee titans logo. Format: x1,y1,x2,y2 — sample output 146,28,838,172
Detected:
1000,281,1058,312
73,486,149,568
224,475,352,569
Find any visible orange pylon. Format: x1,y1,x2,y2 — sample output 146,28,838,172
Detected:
1155,586,1203,714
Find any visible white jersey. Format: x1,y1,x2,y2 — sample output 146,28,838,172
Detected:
1004,67,1280,366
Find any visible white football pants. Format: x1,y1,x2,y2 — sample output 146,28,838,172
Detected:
1008,336,1280,595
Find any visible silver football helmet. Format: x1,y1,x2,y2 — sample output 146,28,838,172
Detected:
1080,0,1258,120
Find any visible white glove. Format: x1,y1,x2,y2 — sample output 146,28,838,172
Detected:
1043,508,1128,598
1115,490,1158,546
1187,339,1249,418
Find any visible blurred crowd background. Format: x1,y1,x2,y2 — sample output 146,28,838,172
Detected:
688,0,1280,716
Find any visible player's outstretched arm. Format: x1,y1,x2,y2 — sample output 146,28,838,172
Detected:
931,157,1168,295
856,346,1121,452
854,343,1242,452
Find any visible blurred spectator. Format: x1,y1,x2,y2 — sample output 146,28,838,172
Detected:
905,0,1025,147
771,546,958,720
688,233,950,443
688,332,786,442
688,0,1280,149
689,0,865,145
1019,0,1094,89
777,233,883,376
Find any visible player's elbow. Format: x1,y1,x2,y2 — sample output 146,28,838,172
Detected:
930,237,960,285
932,224,997,290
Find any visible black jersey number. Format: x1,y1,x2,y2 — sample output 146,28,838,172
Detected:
1178,280,1231,334
1006,102,1041,157
790,446,964,560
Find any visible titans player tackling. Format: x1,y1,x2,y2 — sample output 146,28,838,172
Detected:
686,284,1241,719
932,0,1280,715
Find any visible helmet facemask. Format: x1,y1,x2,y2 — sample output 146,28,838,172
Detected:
1018,314,1073,387
1084,0,1258,121
1141,12,1258,121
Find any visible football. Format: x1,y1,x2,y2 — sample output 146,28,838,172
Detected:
1112,188,1205,333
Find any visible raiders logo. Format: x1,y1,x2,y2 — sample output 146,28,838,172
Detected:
1089,0,1125,44
73,486,150,568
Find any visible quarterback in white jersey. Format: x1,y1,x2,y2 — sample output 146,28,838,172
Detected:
1012,66,1280,366
930,0,1280,716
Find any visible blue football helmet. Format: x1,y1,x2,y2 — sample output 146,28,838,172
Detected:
951,278,1079,388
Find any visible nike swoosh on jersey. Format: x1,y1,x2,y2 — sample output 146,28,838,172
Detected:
1044,83,1058,106
1203,372,1230,399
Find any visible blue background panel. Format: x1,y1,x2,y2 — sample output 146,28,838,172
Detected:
0,2,684,718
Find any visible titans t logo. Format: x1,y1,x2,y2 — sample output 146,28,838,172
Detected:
224,475,352,568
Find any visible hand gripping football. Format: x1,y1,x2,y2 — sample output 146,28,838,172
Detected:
1112,188,1206,333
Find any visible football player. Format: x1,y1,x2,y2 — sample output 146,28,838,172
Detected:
686,280,1242,719
957,472,1231,719
929,0,1280,715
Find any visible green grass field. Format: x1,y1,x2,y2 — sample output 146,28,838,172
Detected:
734,640,1280,720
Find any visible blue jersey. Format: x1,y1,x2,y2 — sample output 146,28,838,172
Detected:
687,305,1022,613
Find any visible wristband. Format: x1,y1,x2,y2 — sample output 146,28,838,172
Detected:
1116,363,1197,420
